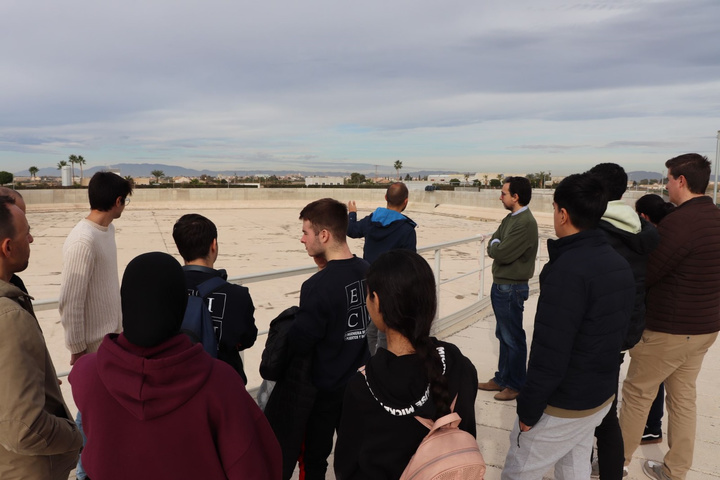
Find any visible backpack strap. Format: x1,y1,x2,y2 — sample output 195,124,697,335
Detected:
414,394,459,430
195,276,227,299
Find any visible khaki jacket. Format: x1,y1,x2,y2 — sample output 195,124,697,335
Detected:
0,279,82,480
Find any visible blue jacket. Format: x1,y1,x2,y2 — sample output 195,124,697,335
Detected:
517,229,634,426
347,208,417,264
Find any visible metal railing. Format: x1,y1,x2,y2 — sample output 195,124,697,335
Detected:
48,234,492,379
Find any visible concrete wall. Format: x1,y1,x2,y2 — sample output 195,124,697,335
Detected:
20,187,650,214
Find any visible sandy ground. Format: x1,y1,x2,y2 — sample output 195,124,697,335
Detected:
17,199,718,480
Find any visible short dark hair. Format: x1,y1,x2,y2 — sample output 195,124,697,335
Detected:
366,250,451,418
88,172,133,211
665,153,711,194
554,173,608,231
0,195,17,241
588,163,627,201
505,177,532,206
635,194,675,225
172,214,218,262
299,198,348,242
386,182,409,207
0,187,23,201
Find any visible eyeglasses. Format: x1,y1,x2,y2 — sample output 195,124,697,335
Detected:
122,198,131,206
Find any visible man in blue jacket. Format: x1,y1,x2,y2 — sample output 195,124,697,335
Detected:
347,182,416,353
502,173,634,480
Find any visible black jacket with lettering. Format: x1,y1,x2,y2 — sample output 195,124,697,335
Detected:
334,339,478,480
288,256,370,391
183,266,257,383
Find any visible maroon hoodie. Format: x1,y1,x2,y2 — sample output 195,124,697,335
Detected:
69,333,281,480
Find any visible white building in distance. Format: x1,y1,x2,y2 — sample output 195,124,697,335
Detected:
305,176,345,186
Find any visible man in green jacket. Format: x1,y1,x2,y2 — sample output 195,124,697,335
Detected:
478,176,539,401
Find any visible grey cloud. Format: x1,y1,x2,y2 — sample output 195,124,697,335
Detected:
515,144,588,150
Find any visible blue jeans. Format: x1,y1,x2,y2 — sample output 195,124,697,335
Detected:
75,411,88,479
491,282,529,392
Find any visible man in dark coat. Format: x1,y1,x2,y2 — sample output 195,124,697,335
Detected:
502,174,634,480
588,163,659,480
619,153,720,480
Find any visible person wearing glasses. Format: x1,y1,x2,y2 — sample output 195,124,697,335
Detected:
59,170,132,480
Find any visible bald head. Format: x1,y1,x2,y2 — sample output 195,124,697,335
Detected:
0,188,25,213
385,182,409,212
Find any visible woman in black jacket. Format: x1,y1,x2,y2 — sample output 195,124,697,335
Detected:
334,250,478,480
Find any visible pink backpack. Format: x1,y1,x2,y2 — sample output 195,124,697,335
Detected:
399,402,486,480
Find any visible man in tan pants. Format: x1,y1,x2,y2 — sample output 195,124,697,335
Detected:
619,153,720,480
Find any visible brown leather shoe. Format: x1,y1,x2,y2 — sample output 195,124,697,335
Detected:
477,378,503,391
494,387,519,401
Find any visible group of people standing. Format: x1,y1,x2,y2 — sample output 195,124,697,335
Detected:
0,153,718,480
479,153,720,480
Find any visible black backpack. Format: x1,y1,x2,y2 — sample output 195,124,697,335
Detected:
180,276,227,357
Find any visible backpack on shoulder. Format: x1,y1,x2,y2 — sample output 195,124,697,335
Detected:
181,276,227,357
399,403,486,480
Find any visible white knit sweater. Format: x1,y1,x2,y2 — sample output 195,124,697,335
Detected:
59,219,122,354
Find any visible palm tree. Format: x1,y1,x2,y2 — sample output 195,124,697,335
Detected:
76,155,86,183
28,166,39,179
57,160,68,170
394,160,403,179
151,170,165,184
68,155,77,184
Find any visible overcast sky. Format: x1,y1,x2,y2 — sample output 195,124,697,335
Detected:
2,0,719,176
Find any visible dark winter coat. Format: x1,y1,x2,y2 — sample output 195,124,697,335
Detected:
645,195,720,335
517,229,634,427
183,265,258,382
598,217,659,349
260,307,316,480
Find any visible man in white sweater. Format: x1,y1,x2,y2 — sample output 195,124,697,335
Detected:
59,171,132,480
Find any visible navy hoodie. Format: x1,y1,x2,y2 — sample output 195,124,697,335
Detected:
347,207,417,263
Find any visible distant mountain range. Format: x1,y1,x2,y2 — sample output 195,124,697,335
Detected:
626,171,664,182
15,163,666,181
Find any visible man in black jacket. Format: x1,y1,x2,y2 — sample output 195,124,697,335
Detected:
289,198,370,480
588,163,659,480
172,213,257,383
502,174,634,480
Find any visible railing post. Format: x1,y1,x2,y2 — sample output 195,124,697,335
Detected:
479,238,486,301
434,248,441,320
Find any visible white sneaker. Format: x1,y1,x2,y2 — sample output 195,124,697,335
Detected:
643,460,670,480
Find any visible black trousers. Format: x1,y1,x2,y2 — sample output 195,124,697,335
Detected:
594,353,625,480
301,386,346,480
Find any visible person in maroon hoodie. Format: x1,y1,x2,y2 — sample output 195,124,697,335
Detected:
69,252,281,480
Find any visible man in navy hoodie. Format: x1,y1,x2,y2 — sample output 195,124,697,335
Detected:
347,182,416,352
502,174,634,480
